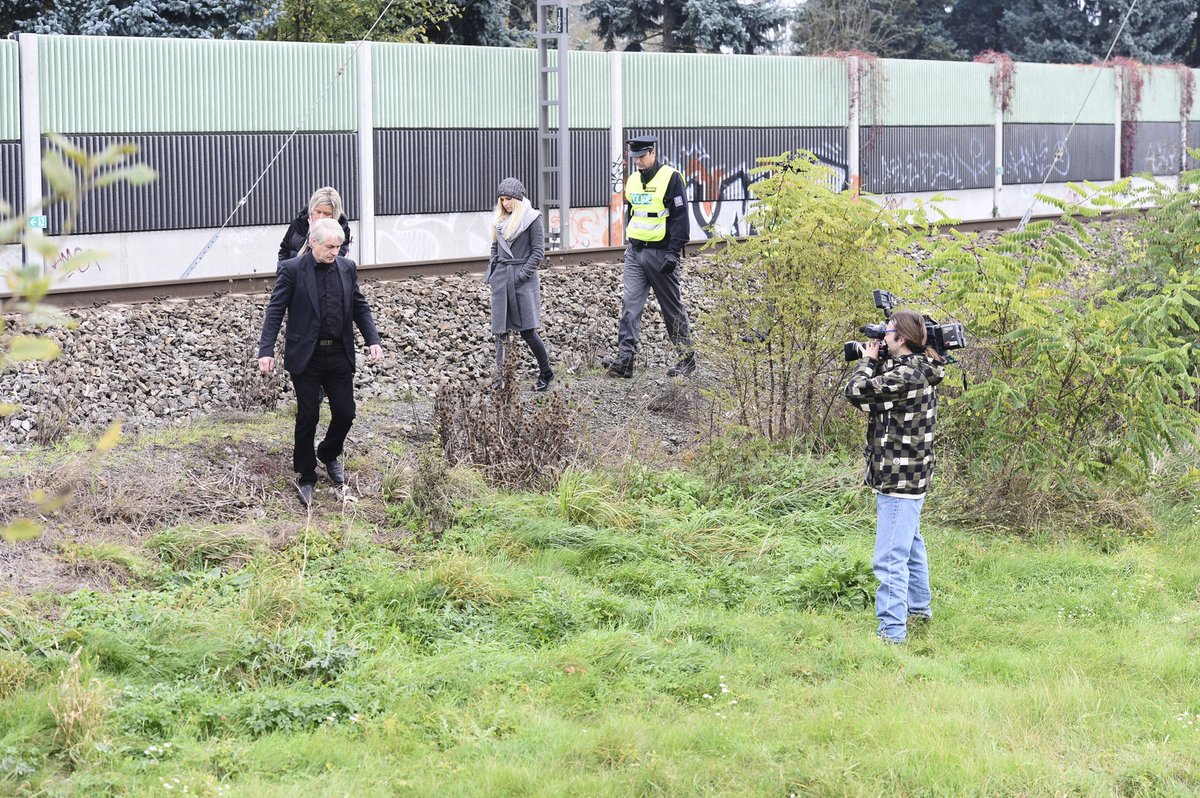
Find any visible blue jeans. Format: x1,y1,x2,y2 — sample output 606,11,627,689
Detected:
873,493,930,642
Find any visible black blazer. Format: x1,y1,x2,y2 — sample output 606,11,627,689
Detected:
258,253,381,376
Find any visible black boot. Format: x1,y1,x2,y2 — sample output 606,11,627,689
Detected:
602,355,634,378
534,370,554,392
667,352,697,377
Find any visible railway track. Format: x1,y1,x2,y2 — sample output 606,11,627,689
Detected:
19,214,1082,309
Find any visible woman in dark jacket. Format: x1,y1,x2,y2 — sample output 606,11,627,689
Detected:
487,177,552,391
845,310,945,644
278,186,352,264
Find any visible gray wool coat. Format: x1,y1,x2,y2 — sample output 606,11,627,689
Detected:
486,210,545,334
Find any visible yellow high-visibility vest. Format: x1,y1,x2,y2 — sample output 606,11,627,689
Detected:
625,166,681,243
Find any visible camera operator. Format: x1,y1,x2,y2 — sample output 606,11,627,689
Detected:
844,310,945,644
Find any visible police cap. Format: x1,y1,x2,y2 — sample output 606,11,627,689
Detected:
626,135,657,156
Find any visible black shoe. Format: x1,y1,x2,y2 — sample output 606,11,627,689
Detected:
322,457,345,485
667,353,697,377
603,357,634,378
534,370,554,392
297,482,315,506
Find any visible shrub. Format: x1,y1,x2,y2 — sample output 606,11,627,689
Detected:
697,150,937,443
926,178,1200,504
435,350,575,490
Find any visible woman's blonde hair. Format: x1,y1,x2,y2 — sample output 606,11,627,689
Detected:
491,196,529,241
891,309,943,362
308,186,343,219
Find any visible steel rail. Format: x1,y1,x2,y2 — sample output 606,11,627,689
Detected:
15,213,1095,309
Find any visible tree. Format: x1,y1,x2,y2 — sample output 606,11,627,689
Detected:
268,0,459,43
423,0,534,47
584,0,789,54
792,0,963,60
946,0,1198,65
0,0,52,37
1006,0,1195,64
19,0,279,38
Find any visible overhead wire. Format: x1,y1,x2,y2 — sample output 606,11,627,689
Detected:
1015,0,1140,231
179,0,403,279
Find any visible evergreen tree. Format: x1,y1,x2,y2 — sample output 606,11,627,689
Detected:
1003,0,1195,64
424,0,532,47
584,0,788,53
0,0,52,37
20,0,279,38
947,0,1198,65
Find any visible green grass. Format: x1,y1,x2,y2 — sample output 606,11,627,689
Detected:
2,450,1199,796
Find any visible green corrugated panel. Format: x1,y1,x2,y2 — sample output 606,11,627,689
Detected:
624,53,847,127
568,51,609,129
1008,62,1115,124
0,41,17,140
1136,67,1182,122
39,35,355,134
873,59,992,126
374,44,536,128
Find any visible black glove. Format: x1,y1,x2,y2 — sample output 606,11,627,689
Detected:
662,252,680,274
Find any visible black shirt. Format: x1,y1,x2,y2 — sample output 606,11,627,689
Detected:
314,261,344,341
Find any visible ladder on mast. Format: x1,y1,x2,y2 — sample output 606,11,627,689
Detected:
536,0,570,250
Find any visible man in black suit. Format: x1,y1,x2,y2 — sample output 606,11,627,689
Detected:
258,217,383,506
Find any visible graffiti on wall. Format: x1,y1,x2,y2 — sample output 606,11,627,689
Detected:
1006,138,1070,182
49,246,104,280
867,137,992,193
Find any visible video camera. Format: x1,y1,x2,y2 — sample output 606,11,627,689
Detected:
843,289,967,362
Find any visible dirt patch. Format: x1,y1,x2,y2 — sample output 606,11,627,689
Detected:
0,368,711,596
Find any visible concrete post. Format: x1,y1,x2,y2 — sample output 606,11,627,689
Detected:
1113,68,1123,180
992,73,1004,218
18,34,43,270
354,41,376,266
608,50,623,246
847,56,860,196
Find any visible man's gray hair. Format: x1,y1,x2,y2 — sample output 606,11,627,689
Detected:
309,217,346,245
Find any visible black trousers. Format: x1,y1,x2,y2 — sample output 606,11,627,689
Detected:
291,344,356,484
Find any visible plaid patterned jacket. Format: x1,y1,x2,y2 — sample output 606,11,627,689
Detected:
844,354,944,497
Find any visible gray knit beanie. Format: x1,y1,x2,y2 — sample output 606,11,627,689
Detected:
497,177,526,200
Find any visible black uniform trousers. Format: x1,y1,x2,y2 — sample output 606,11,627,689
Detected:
291,342,356,484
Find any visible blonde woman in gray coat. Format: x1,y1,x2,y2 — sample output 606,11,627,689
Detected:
487,177,552,391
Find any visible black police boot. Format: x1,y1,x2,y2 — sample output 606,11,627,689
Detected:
603,357,634,378
667,353,697,378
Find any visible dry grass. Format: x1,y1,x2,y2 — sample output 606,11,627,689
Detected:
48,653,109,762
435,352,576,491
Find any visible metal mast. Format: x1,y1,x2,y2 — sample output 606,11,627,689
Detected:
536,0,570,250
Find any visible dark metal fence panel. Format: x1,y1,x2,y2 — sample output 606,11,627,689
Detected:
1003,123,1114,184
0,141,20,214
1126,121,1181,176
861,126,992,194
44,133,358,235
1188,121,1200,170
374,128,610,215
623,127,848,201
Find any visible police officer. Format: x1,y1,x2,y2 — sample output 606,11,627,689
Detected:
601,135,696,378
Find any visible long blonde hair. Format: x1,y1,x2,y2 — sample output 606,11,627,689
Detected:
491,197,529,241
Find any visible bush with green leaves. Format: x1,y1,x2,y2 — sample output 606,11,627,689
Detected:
2,134,154,542
696,150,942,442
924,171,1200,520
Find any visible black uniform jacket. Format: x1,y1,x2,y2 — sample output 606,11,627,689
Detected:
257,253,381,376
